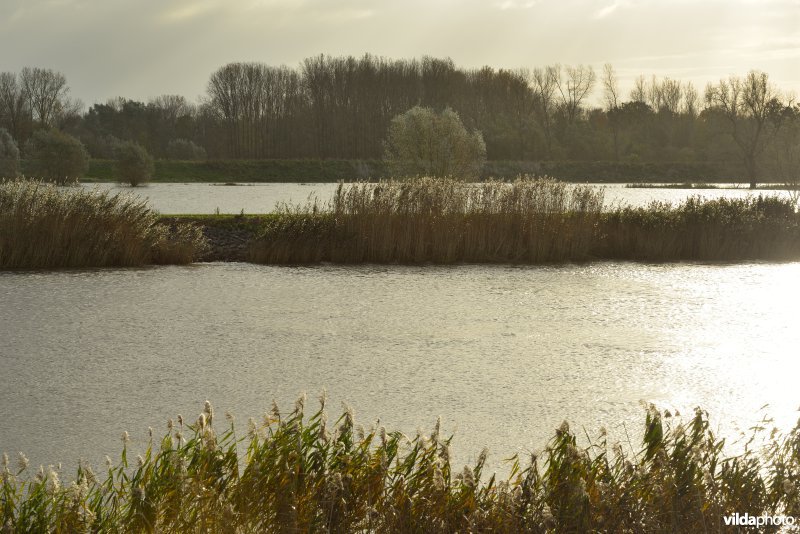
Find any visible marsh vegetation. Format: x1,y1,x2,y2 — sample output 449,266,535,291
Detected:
250,177,800,264
2,400,799,533
0,180,206,269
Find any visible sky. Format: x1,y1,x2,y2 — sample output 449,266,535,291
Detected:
1,0,798,107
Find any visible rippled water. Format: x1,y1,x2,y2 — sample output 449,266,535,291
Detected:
77,182,794,214
2,262,799,475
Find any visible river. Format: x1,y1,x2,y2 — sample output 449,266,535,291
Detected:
2,261,799,476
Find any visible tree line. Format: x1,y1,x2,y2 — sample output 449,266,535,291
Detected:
1,55,798,187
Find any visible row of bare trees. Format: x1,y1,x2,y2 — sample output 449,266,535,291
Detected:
1,56,797,187
0,68,82,142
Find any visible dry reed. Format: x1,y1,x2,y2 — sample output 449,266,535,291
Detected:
3,400,799,532
0,179,207,269
251,177,604,264
249,178,800,264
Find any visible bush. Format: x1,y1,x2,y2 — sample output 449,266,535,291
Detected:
0,128,19,179
24,129,89,185
166,138,207,161
115,141,154,186
384,106,486,180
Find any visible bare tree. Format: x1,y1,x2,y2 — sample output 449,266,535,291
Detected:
767,103,800,205
20,67,71,128
630,75,647,104
556,65,596,125
0,72,31,142
659,78,682,114
531,65,559,158
602,64,621,160
705,70,782,188
681,82,699,117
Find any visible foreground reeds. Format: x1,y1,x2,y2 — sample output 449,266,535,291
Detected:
0,179,207,269
3,399,800,533
249,177,800,264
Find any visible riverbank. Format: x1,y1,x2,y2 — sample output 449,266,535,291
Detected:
2,401,797,532
73,159,743,184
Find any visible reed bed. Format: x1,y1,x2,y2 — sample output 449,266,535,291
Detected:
249,177,800,264
0,179,207,269
598,196,800,261
3,399,800,533
251,177,605,264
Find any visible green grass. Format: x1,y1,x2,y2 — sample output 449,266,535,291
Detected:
3,400,799,532
0,179,208,269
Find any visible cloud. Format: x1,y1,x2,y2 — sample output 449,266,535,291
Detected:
495,0,538,9
594,0,632,19
158,0,222,24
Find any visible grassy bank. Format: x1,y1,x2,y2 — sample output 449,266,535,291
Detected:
0,180,207,269
246,178,800,264
81,159,384,183
2,399,799,532
73,159,741,184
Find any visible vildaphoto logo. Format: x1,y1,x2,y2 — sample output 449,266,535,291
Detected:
723,513,796,527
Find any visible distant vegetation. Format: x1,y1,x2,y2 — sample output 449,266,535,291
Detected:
24,129,88,185
2,399,800,532
2,58,799,187
114,141,154,186
384,106,486,180
0,180,206,269
249,177,800,264
0,128,19,178
75,159,747,184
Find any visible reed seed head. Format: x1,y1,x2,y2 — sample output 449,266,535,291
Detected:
16,452,28,473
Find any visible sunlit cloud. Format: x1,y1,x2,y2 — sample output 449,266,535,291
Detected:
594,0,632,19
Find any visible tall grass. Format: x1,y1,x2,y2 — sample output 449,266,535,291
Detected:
0,179,207,269
252,177,604,264
250,177,800,264
3,399,800,532
598,196,800,261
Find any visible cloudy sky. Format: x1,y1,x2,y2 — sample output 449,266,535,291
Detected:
1,0,798,107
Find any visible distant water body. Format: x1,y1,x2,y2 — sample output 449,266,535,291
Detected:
76,182,794,214
2,262,799,475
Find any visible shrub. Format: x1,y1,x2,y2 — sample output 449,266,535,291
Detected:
0,128,19,179
166,138,207,161
115,141,154,186
384,106,486,180
24,129,89,185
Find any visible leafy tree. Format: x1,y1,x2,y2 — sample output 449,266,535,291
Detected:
166,138,207,160
25,129,88,184
115,141,154,186
384,106,486,179
0,128,19,178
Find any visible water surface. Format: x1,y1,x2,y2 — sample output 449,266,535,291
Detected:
2,262,799,474
78,182,795,214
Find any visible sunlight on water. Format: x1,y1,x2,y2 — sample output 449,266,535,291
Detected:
1,261,799,474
